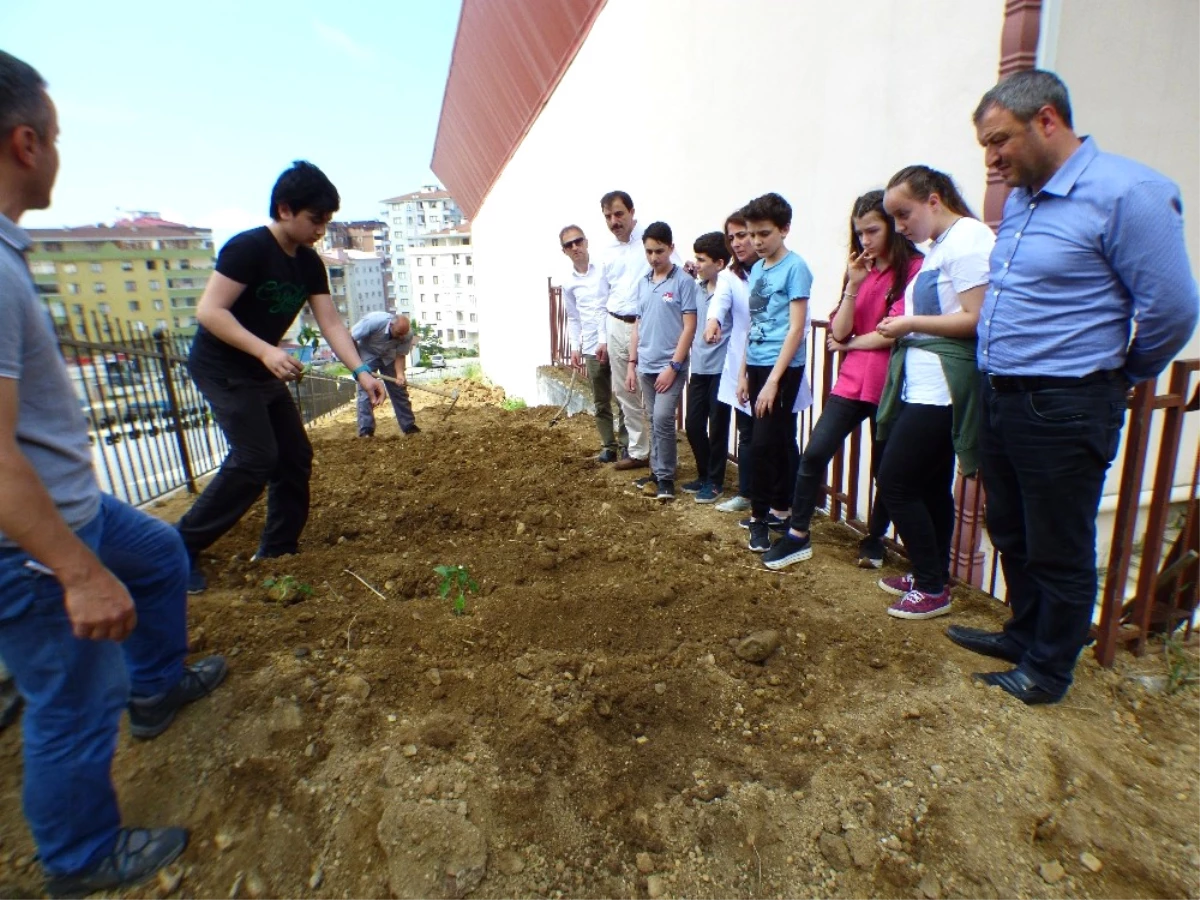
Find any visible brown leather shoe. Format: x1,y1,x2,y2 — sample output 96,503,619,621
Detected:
613,455,649,471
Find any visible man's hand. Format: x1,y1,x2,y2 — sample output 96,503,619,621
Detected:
63,567,137,642
876,316,911,340
596,344,608,364
393,370,407,387
360,373,386,406
754,378,779,417
260,346,304,381
571,350,583,368
704,320,722,344
654,367,677,393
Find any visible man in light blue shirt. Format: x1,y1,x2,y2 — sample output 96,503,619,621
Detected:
350,310,418,437
950,70,1199,704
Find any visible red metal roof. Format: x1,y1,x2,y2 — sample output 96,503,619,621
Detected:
431,0,607,219
380,188,454,204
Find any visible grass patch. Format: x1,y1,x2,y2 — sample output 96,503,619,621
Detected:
501,397,527,411
462,362,483,381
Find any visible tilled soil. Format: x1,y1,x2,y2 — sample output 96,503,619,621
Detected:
0,379,1197,900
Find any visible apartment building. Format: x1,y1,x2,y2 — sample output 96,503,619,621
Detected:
378,186,463,313
407,221,477,350
292,249,388,340
321,220,393,305
27,215,214,337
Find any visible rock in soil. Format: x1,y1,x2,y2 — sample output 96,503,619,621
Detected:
377,798,487,899
735,629,781,663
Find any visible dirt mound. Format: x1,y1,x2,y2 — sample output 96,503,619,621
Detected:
0,390,1196,899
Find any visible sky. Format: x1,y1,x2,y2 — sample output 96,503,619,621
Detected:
3,0,462,246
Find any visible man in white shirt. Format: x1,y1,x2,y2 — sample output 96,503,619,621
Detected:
596,191,651,470
560,225,625,462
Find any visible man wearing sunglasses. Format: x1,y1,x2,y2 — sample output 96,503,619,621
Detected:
560,225,625,462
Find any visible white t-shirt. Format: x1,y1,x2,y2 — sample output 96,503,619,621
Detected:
561,262,606,355
901,217,994,405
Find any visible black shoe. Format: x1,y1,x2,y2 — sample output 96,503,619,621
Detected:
128,656,228,740
738,512,786,531
186,561,207,595
946,625,1024,665
633,475,657,491
972,668,1064,705
680,479,705,493
656,479,676,501
857,536,887,569
762,532,812,570
251,547,297,562
404,425,422,435
748,521,771,553
0,679,22,731
44,826,189,899
595,448,618,463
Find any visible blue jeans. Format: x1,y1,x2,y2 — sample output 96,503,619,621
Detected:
980,375,1127,695
356,355,416,435
0,495,189,875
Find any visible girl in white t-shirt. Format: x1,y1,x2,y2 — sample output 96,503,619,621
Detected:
874,166,995,622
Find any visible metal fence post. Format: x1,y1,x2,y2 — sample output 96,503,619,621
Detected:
154,328,198,494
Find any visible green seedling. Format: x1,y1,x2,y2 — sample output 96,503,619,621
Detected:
434,564,478,616
261,575,313,605
1164,635,1199,694
501,397,527,411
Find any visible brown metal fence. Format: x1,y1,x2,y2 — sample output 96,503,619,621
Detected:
54,312,357,507
546,280,1199,667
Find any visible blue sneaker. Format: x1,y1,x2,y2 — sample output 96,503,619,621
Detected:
186,562,207,595
694,484,723,504
762,532,812,570
680,480,706,494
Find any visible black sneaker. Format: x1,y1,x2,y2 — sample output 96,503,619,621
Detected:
680,479,705,494
748,521,772,553
186,561,207,595
762,532,813,570
857,536,887,569
656,479,676,501
739,512,786,531
595,448,618,463
128,656,228,740
44,827,189,899
404,425,422,435
633,475,658,491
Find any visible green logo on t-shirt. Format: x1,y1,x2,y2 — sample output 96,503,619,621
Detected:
258,280,308,316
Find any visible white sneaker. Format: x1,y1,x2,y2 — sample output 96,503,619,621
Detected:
714,495,751,513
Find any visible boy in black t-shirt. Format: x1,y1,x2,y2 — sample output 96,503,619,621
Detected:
178,161,385,592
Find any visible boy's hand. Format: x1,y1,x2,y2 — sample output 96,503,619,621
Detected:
625,361,638,394
596,344,608,364
737,374,750,406
654,368,677,393
876,316,911,340
261,346,304,381
754,378,779,417
704,319,722,344
359,373,387,406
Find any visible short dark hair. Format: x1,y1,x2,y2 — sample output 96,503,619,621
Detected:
269,161,340,221
0,51,50,138
742,192,792,229
886,165,976,219
600,190,634,212
693,231,730,265
973,69,1074,128
558,224,584,244
642,221,672,245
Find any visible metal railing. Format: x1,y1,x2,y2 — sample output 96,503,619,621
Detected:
546,279,1199,666
53,312,357,507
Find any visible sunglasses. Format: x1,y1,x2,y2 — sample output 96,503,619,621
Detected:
561,237,585,250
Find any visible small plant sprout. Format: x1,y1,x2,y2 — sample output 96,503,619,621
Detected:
261,575,313,605
434,564,479,616
501,396,527,411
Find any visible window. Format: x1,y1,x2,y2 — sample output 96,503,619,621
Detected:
155,319,168,330
420,293,426,303
149,280,160,290
434,294,440,303
66,283,80,294
121,261,134,271
452,254,460,265
418,275,424,285
431,257,437,266
153,299,164,311
98,303,111,314
146,260,157,270
71,304,84,317
432,276,439,285
179,259,190,270
90,262,103,273
436,311,442,321
420,311,428,322
456,311,463,322
416,258,422,266
468,276,474,285
62,262,77,274
128,300,141,312
93,282,107,293
35,283,59,295
470,313,477,323
42,242,63,252
125,281,137,292
466,256,472,265
454,274,461,285
30,260,55,275
458,329,466,340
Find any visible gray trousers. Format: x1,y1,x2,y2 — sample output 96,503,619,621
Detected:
639,370,686,481
585,354,626,453
356,356,416,435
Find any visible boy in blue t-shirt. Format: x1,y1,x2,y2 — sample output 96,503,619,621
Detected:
684,231,733,504
625,222,698,501
736,193,812,553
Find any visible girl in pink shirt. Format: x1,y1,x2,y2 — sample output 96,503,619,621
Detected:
761,190,922,571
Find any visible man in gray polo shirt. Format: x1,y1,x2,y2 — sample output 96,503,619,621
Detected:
350,310,419,437
0,51,226,897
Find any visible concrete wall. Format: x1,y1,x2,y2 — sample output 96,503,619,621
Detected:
472,0,1006,404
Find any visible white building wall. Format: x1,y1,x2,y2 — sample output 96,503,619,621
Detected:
471,0,1006,403
409,233,478,349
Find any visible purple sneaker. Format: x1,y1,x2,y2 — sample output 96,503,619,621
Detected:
878,573,914,596
887,588,952,620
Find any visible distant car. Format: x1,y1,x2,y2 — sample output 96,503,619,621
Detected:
430,354,447,368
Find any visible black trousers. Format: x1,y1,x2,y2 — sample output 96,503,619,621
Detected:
980,375,1126,695
685,373,731,488
746,365,803,518
876,403,955,594
790,394,890,537
177,369,313,557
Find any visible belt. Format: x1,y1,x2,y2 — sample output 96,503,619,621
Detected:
608,311,637,324
986,369,1124,393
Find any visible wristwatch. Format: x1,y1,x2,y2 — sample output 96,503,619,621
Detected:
669,360,684,373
